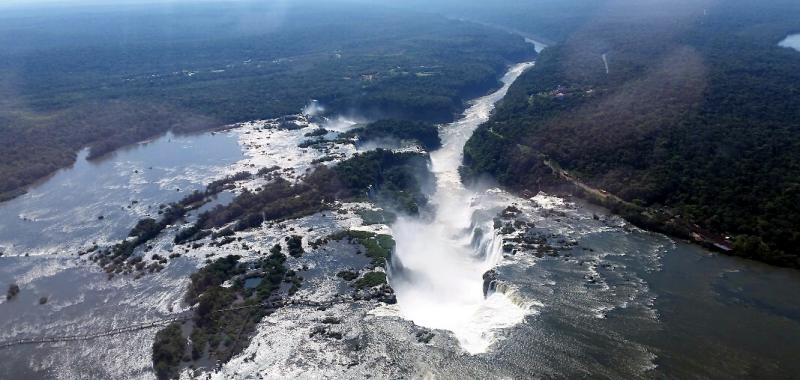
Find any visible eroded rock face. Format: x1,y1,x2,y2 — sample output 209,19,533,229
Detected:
6,284,19,301
494,202,581,258
353,284,396,304
482,270,498,297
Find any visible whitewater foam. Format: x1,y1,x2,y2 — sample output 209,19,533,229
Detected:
390,61,535,354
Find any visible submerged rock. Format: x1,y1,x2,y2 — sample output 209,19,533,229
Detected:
6,284,20,300
482,270,498,297
415,330,435,344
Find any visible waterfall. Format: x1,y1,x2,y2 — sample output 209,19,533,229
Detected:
389,61,535,354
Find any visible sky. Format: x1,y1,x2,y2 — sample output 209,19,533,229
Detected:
0,0,241,9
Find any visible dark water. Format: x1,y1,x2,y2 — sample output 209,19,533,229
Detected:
476,199,800,379
644,243,800,378
0,130,242,379
0,131,242,256
0,75,799,379
0,255,199,379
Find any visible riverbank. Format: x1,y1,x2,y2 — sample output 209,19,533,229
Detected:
0,3,549,210
0,54,531,207
523,157,800,271
4,47,800,379
462,8,800,270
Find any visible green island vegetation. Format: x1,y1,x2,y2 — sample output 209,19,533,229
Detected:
88,171,253,275
336,270,359,282
174,149,432,245
339,119,442,150
324,230,396,268
153,228,395,376
355,271,388,289
286,235,305,258
0,1,535,202
462,0,800,267
152,253,291,378
356,208,398,226
334,150,434,214
151,323,186,380
304,128,330,138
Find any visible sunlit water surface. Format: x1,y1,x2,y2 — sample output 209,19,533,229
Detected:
390,62,535,353
0,61,798,379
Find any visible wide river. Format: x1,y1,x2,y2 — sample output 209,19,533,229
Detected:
1,56,800,379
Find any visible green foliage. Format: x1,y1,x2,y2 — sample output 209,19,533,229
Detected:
198,176,333,230
152,323,186,380
189,329,208,361
328,230,396,267
129,218,161,240
154,252,289,373
334,149,433,214
180,150,431,242
336,270,359,281
286,235,304,258
186,255,243,304
463,0,800,268
340,119,441,150
304,128,329,138
0,2,533,200
97,171,249,272
355,272,388,289
356,208,397,225
205,172,253,196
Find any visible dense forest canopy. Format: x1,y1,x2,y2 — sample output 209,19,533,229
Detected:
0,0,534,201
340,119,442,150
3,0,799,268
375,0,602,43
463,0,800,267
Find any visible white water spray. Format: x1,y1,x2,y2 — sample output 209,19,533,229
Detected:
390,61,535,354
302,99,324,116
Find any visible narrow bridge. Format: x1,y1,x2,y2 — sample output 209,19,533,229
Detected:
0,312,193,350
0,296,351,350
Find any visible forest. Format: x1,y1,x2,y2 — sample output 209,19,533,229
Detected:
463,0,800,267
194,149,431,234
340,119,442,150
152,253,290,379
149,146,428,377
0,1,534,201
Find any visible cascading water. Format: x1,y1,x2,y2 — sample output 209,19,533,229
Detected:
390,61,535,354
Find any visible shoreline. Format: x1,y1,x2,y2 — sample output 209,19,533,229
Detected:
521,158,800,270
0,123,235,206
0,59,527,207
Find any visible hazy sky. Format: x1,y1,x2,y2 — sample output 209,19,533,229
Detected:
0,0,240,9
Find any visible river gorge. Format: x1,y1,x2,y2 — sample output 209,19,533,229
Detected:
1,53,800,379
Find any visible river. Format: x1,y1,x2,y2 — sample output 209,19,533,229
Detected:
0,131,243,378
386,55,800,378
390,62,535,354
1,55,800,379
0,131,242,257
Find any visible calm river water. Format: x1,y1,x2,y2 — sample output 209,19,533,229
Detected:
1,62,799,379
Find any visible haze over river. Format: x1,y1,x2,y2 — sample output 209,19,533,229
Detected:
1,56,799,379
779,33,800,52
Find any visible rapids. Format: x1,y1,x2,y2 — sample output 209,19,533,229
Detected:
390,61,535,354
